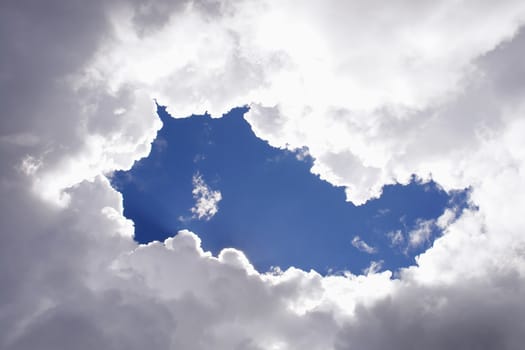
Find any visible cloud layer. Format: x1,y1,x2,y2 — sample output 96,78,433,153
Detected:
2,0,525,349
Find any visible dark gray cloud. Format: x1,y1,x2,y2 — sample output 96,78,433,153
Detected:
336,276,525,350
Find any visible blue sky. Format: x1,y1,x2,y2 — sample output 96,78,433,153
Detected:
111,105,469,274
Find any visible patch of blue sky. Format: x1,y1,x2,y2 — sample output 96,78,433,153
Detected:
110,105,470,275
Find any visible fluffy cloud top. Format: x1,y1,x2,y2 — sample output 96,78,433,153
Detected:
1,0,525,349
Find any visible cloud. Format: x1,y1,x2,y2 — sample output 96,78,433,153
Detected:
0,0,161,206
190,173,222,221
387,230,404,247
82,0,525,204
335,275,525,350
363,260,384,275
351,236,377,254
2,0,525,349
407,219,434,248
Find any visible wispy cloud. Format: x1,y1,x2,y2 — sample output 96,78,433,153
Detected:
387,219,436,253
351,235,377,254
408,219,434,248
387,229,405,246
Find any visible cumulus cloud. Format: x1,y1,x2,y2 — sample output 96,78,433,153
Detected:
2,0,525,349
190,173,222,220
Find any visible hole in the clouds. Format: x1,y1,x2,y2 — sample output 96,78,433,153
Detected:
110,105,471,274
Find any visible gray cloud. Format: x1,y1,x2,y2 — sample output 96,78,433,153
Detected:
336,275,525,350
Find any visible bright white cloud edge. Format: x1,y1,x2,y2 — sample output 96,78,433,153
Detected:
2,0,525,349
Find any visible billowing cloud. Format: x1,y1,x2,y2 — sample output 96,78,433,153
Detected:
387,230,404,246
2,0,525,349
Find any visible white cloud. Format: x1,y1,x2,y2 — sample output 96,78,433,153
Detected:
407,219,435,248
190,173,222,221
2,0,525,349
82,0,525,205
387,230,404,247
363,260,384,275
351,236,377,254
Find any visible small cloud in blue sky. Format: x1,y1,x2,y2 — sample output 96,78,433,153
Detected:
351,236,377,254
407,219,434,249
387,229,405,247
363,260,384,275
190,172,222,221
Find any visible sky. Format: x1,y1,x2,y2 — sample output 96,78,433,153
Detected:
112,105,469,274
2,1,525,349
